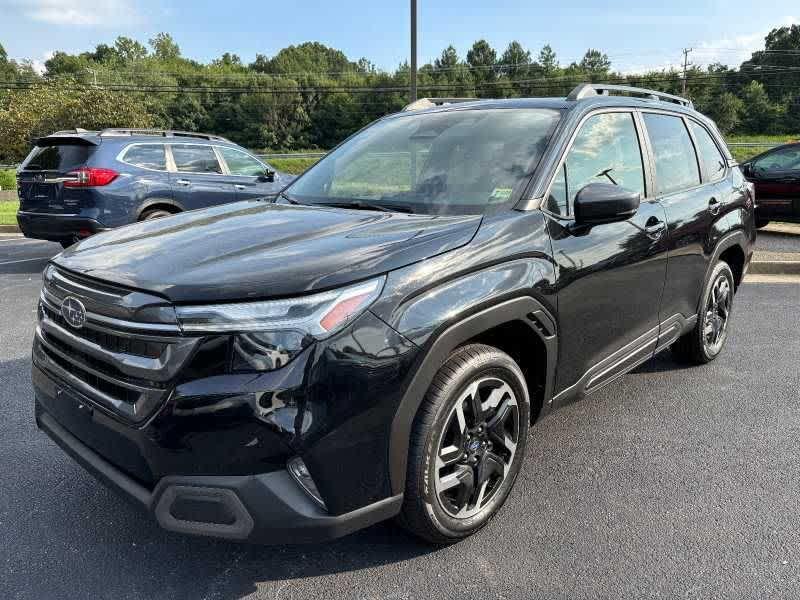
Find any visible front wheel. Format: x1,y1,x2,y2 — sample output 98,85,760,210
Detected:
397,344,530,544
140,208,174,221
672,260,735,364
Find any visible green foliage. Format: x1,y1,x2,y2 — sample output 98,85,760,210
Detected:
0,169,15,189
0,199,18,225
270,157,319,174
1,26,800,163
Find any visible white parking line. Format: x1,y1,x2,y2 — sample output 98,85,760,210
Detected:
0,256,52,266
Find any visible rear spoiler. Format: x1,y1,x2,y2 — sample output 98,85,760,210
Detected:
34,134,100,147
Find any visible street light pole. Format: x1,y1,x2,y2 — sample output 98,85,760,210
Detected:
410,0,417,102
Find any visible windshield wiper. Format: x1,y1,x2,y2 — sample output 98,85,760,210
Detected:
277,191,300,205
320,200,414,214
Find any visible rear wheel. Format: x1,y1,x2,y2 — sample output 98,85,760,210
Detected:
672,261,735,364
398,344,530,544
140,208,174,221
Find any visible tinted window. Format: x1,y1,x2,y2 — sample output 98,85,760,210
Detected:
754,145,800,173
21,144,92,171
644,113,700,195
171,144,222,174
122,144,167,171
219,147,266,176
689,121,726,182
288,108,562,215
547,112,645,216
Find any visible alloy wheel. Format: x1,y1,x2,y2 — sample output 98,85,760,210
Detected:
703,274,732,355
434,376,520,519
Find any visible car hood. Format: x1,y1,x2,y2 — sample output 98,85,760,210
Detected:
54,200,481,303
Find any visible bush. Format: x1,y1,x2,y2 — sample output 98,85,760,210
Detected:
0,169,15,190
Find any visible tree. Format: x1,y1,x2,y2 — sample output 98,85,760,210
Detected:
149,33,181,61
500,41,531,77
538,45,558,76
114,36,147,62
739,81,782,134
467,39,497,87
707,92,744,133
434,45,460,70
579,49,611,77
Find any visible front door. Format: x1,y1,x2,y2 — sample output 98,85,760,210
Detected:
544,110,669,396
748,144,800,221
168,144,237,210
217,146,284,201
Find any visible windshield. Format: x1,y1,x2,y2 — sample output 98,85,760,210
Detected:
287,108,562,215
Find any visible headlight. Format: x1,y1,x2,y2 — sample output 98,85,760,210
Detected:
175,277,385,371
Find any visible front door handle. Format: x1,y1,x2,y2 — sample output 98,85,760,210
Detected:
234,184,246,190
175,179,191,187
644,216,666,239
708,197,721,215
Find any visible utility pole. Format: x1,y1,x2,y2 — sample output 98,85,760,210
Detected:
410,0,418,102
681,48,692,96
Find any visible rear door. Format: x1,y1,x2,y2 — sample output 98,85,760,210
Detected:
17,139,97,214
167,144,237,210
217,146,283,200
748,144,800,221
641,111,716,322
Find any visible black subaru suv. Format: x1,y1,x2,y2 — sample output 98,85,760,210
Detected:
32,84,755,545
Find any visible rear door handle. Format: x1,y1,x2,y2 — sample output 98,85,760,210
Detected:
234,184,246,190
708,197,721,215
175,179,191,187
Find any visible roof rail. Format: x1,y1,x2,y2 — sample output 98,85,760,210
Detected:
51,128,92,135
98,128,230,142
402,97,478,111
567,83,693,108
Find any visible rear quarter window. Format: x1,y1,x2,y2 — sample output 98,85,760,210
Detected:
121,144,168,171
21,144,93,171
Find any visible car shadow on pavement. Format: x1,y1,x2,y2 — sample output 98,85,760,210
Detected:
631,351,695,374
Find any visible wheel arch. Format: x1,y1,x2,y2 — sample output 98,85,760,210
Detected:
705,229,749,300
388,296,557,495
137,198,184,220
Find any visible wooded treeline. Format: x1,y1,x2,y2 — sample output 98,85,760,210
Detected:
1,24,799,162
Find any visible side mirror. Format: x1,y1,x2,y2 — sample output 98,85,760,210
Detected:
259,169,276,183
741,162,752,177
573,183,641,225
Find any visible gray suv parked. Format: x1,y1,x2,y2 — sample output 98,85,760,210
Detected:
16,129,292,247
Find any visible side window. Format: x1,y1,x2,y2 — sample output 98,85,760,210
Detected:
218,147,267,177
171,144,222,174
643,113,701,195
754,145,800,173
547,112,645,216
121,144,167,171
689,121,726,182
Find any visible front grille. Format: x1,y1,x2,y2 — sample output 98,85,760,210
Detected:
36,267,201,422
39,343,140,405
41,303,165,359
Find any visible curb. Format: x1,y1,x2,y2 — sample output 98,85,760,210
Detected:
0,225,20,233
749,260,800,276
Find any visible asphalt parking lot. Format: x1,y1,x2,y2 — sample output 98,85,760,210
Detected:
1,234,799,599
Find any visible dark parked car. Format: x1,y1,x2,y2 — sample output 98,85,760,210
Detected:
16,128,292,247
740,141,800,226
32,84,754,545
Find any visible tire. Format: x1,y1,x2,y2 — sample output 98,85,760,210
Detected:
672,261,735,365
397,344,530,544
59,240,74,249
140,208,174,221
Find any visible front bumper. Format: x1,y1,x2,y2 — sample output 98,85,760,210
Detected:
35,402,402,543
17,211,108,242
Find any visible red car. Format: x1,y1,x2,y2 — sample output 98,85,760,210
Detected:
741,142,800,227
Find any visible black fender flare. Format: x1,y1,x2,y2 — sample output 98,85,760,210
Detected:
137,198,185,220
698,228,749,310
388,296,558,495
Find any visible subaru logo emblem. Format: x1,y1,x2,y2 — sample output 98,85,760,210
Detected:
61,296,86,329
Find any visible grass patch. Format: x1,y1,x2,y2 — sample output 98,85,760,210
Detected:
270,157,320,174
0,198,19,226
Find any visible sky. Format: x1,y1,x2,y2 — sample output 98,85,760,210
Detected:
0,0,797,75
